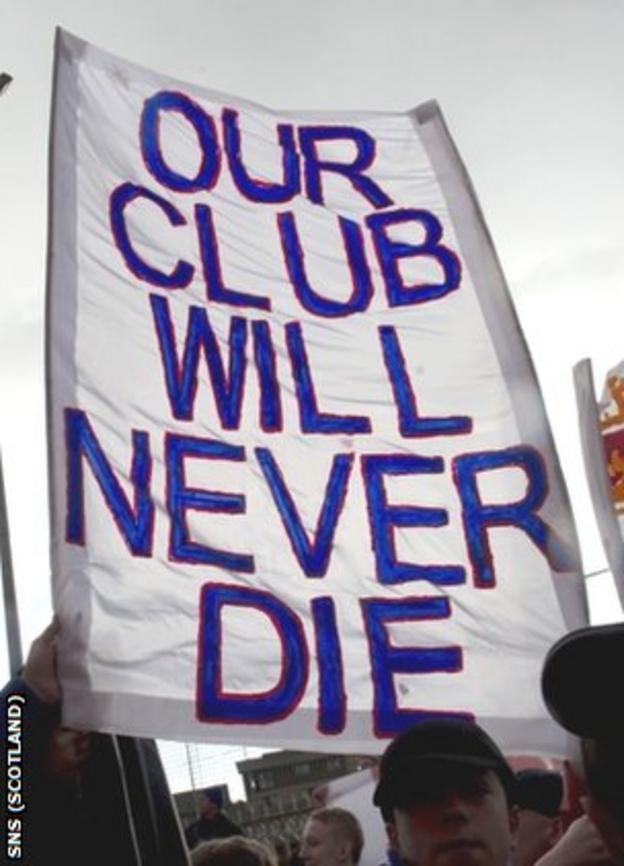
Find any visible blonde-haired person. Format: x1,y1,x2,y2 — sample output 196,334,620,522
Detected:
301,807,364,866
191,835,278,866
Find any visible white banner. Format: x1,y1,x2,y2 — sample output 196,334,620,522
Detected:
48,29,587,754
575,358,624,607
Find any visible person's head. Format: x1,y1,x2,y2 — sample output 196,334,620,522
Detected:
373,718,517,866
191,836,277,866
542,623,624,864
512,769,563,866
199,786,224,819
301,807,364,866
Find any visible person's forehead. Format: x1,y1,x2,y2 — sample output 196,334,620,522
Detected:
305,819,338,841
516,807,552,825
305,819,327,835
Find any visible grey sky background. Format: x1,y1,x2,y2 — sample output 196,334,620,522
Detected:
1,0,623,788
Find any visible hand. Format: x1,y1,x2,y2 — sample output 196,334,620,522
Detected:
535,814,612,866
22,618,62,704
46,726,91,781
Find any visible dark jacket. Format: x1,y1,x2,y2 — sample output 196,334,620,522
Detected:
1,676,189,865
184,811,244,849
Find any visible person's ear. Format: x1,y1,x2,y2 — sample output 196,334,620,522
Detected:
508,804,519,849
337,840,351,864
334,833,357,866
386,819,398,850
546,816,563,847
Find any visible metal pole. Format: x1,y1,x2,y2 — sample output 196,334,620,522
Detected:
0,75,19,676
0,451,23,674
186,743,201,820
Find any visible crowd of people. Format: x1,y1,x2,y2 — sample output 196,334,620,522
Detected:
1,618,623,865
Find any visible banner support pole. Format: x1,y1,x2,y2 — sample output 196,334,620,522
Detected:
0,450,23,675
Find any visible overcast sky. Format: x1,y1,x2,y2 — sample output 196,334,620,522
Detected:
1,0,623,789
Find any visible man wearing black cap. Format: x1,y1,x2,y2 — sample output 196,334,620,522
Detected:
373,718,518,866
512,769,563,866
542,621,624,864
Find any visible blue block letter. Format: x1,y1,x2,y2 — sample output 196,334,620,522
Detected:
380,326,472,437
367,209,461,307
166,434,254,572
277,211,373,318
361,596,469,737
151,294,247,427
299,125,394,209
198,583,308,723
256,448,353,577
223,108,300,203
195,204,271,310
362,453,465,586
141,90,220,192
65,408,153,556
252,320,283,433
453,446,576,588
110,183,194,289
286,322,372,434
311,597,346,735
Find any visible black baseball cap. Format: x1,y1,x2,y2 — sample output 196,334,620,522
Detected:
373,718,516,819
541,622,624,738
515,769,563,818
